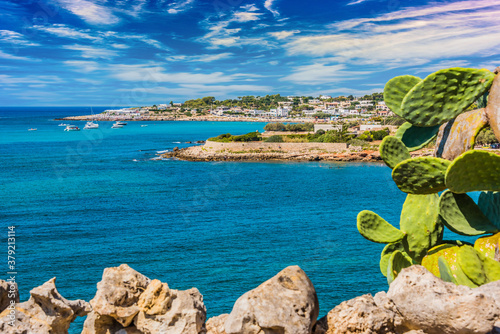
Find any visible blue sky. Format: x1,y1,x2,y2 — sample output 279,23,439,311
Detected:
1,0,499,106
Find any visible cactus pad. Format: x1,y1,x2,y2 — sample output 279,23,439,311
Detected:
445,150,500,193
394,122,440,152
387,250,412,284
384,75,422,117
482,256,500,282
357,210,405,243
401,68,495,127
400,194,443,262
379,136,411,169
438,190,498,236
486,73,500,142
434,108,488,160
392,157,450,194
379,241,411,277
478,192,500,228
422,243,459,277
438,256,457,284
458,245,488,286
474,233,500,259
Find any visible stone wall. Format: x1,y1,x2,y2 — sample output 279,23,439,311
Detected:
204,141,349,153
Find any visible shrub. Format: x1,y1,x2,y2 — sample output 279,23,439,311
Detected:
264,123,286,131
264,135,284,142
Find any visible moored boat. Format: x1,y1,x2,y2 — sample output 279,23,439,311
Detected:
83,121,99,129
64,125,80,131
111,122,123,128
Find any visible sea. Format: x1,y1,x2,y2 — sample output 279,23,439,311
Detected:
1,106,408,333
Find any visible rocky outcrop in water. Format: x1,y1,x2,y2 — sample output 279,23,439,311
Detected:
4,264,500,334
0,277,90,334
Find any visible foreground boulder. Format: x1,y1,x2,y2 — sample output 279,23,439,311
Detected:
206,314,229,334
314,293,403,334
0,280,19,312
387,265,500,334
0,277,90,334
83,264,207,334
134,279,206,334
225,265,319,334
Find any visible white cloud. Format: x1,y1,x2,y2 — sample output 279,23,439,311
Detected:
55,0,120,25
0,74,62,85
0,30,39,46
281,63,371,85
413,60,471,73
167,53,233,62
234,12,262,22
269,30,299,40
34,24,101,41
167,0,195,14
0,50,35,61
64,60,100,72
264,0,279,16
119,83,271,97
286,2,500,66
346,0,369,6
63,45,119,58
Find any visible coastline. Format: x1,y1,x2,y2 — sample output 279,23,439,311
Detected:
161,140,435,162
56,114,319,123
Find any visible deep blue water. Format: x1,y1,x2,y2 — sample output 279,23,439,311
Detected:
1,107,408,333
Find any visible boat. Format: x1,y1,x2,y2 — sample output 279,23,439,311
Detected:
58,123,69,126
116,121,127,126
64,125,80,131
28,128,37,131
83,121,99,129
111,122,123,129
141,125,148,127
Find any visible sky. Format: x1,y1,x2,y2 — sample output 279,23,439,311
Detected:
1,0,499,106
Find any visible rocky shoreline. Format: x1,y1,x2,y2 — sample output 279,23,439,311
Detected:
161,141,434,162
1,264,500,334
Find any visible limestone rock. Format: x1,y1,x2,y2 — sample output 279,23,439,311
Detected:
0,280,19,313
134,279,206,334
313,294,401,334
225,265,319,334
387,265,500,334
0,277,90,334
81,311,138,334
90,264,151,327
206,314,228,334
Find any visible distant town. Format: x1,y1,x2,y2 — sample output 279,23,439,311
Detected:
99,93,392,120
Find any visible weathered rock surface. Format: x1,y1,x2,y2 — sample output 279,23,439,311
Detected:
387,265,500,334
0,277,90,334
313,293,402,334
90,264,151,327
0,280,19,312
134,279,207,334
225,265,319,334
206,314,229,334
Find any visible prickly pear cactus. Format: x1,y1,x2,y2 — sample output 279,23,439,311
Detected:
356,66,500,286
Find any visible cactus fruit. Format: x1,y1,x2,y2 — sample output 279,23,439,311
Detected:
394,122,440,152
474,233,500,259
400,194,443,262
401,68,495,127
434,108,488,160
445,150,500,193
379,136,411,169
478,192,500,228
438,190,498,236
392,157,450,194
357,210,405,243
383,75,422,117
387,250,412,284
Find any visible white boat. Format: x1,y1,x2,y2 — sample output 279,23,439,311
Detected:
28,128,37,131
64,125,80,131
116,121,127,126
83,121,99,129
58,123,69,127
111,122,123,129
141,125,148,127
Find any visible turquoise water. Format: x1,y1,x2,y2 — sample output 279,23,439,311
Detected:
1,107,407,332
